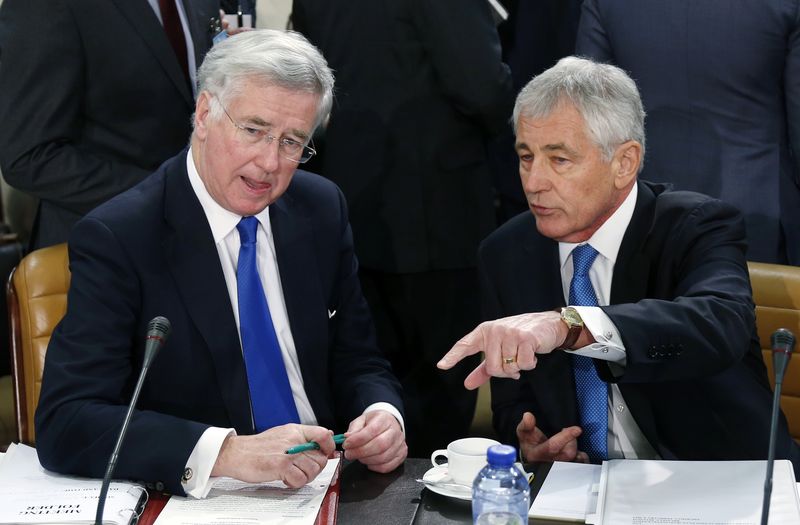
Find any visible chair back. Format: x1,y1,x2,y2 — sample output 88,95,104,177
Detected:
748,261,800,441
7,243,69,445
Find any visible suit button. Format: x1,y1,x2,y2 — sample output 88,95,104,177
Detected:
155,481,165,492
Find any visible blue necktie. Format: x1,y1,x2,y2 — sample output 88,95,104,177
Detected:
236,216,300,432
569,244,608,461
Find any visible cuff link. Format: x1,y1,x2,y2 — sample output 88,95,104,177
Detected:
181,468,193,483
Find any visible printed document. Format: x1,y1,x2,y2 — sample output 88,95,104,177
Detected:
0,443,144,525
153,457,340,525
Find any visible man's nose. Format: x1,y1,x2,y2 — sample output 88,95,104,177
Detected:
521,161,550,193
253,137,281,171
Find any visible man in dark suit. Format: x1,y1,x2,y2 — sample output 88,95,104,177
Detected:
0,0,219,250
438,57,800,473
292,0,513,455
575,0,800,265
35,30,406,496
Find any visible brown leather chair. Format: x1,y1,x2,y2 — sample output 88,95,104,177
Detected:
748,261,800,441
7,243,69,445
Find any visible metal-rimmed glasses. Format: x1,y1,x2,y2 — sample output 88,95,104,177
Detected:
219,103,316,164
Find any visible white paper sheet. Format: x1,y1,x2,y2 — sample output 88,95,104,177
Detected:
0,443,144,525
597,459,800,525
529,461,602,523
153,458,340,525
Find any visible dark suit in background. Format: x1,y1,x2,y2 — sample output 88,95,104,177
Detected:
484,181,800,470
576,0,800,265
292,0,513,454
491,0,583,222
35,151,403,494
0,0,219,249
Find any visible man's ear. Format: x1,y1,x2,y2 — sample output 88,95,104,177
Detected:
194,91,212,140
612,140,642,189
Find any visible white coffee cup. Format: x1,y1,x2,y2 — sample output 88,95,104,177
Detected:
430,437,501,486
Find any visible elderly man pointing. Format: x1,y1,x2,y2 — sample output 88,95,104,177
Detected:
439,56,800,474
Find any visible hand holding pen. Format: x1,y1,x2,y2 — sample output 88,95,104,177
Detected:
286,433,346,454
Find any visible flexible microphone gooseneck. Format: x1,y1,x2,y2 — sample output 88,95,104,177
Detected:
94,316,171,525
760,328,796,525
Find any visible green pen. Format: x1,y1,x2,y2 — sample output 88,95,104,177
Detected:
285,433,346,454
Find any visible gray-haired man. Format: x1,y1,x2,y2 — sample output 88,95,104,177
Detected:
36,30,407,497
439,56,800,475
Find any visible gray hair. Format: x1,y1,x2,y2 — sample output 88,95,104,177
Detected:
197,30,334,131
513,56,646,170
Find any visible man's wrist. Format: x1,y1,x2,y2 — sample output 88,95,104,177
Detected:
555,306,584,350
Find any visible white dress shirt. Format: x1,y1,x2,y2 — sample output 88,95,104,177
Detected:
179,149,402,497
557,182,659,460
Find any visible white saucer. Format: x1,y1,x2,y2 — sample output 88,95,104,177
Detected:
420,465,472,501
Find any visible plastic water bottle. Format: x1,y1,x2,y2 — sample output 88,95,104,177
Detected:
472,444,530,525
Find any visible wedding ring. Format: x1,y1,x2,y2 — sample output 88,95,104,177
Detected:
503,356,516,365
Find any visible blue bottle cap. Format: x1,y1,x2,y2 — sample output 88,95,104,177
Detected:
486,444,517,466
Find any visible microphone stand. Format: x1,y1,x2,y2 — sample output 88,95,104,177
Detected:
760,328,795,525
95,317,169,525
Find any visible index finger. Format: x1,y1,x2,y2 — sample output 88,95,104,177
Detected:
437,328,483,370
302,427,336,455
463,360,491,390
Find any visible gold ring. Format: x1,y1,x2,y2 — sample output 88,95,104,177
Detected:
503,356,516,365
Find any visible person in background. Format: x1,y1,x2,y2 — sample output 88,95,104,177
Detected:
292,0,513,456
438,56,800,475
0,0,219,250
35,30,406,496
576,0,800,265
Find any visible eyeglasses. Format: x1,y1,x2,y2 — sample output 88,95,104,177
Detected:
219,103,316,164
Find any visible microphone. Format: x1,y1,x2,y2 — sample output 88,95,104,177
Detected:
95,316,171,525
760,328,795,525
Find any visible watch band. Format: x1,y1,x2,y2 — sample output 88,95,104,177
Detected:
556,323,583,350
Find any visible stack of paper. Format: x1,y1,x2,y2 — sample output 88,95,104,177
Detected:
0,443,144,525
530,458,800,524
529,461,601,522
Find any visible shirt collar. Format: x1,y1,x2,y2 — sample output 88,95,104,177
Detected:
559,181,638,268
186,147,272,243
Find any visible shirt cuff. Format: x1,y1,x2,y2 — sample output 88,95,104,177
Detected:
363,402,405,434
181,427,236,499
567,306,627,365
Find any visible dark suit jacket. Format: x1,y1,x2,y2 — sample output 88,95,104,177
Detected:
0,0,218,249
484,181,800,473
575,0,800,265
292,0,513,272
34,150,403,495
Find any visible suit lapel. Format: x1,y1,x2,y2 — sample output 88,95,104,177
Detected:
522,233,564,311
111,0,193,106
609,182,661,444
269,195,328,414
611,182,657,305
162,152,253,432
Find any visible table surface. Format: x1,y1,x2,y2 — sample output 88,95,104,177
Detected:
339,458,562,525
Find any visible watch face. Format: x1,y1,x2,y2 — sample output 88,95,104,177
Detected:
562,307,583,327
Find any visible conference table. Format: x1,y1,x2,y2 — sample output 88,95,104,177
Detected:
141,458,562,525
337,458,559,524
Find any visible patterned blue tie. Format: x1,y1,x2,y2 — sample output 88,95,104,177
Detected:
236,216,300,432
569,244,608,461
